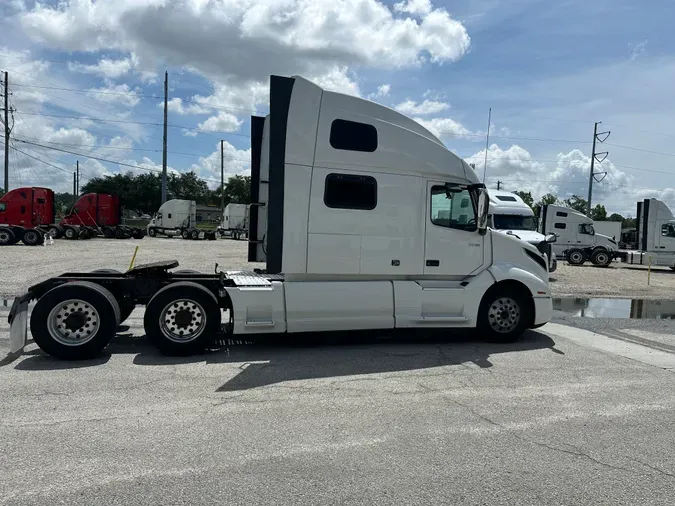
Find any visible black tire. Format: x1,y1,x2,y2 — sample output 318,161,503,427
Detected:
103,226,115,239
64,227,79,240
190,229,200,240
47,225,62,239
477,286,532,343
566,248,586,266
181,229,190,240
22,229,44,246
131,228,143,239
115,227,129,239
591,249,612,267
30,281,121,360
0,228,15,245
148,227,157,238
143,281,221,356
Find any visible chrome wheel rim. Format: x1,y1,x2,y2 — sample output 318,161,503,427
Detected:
159,299,206,343
487,297,520,333
570,252,582,263
47,299,100,346
0,231,11,242
596,253,608,263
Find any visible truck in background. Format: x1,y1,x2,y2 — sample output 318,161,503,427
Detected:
9,74,553,361
146,199,217,240
59,193,145,239
0,187,53,245
218,203,249,240
487,190,557,272
622,198,675,268
538,204,618,266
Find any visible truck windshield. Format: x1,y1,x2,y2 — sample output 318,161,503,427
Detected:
493,214,535,231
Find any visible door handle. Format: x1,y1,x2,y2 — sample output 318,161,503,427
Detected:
426,259,440,267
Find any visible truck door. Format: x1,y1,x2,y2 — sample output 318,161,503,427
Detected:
424,182,484,275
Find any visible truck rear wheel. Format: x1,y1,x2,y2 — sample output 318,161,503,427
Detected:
143,282,221,356
103,226,115,238
591,249,612,267
131,228,144,239
566,248,586,266
0,228,16,245
115,227,129,239
190,229,200,240
30,281,121,360
22,229,44,246
47,225,63,239
477,286,531,343
64,227,79,240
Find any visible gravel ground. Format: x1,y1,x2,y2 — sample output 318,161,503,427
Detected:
2,239,675,300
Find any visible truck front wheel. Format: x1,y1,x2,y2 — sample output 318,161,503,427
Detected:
477,287,531,343
30,281,121,360
144,282,221,356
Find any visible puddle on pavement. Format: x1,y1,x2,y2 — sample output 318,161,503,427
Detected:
554,297,675,319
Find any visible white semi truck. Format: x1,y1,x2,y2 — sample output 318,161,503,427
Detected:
218,203,249,240
622,198,675,269
487,190,558,273
539,204,618,266
8,74,553,360
146,199,216,240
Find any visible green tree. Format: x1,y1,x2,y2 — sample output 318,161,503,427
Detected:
167,171,210,204
513,191,534,209
608,213,624,222
563,194,588,214
590,204,607,221
223,175,251,204
0,188,5,198
532,193,559,220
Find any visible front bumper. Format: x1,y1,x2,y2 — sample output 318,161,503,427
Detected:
533,296,553,326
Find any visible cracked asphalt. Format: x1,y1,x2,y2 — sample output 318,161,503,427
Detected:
1,309,675,505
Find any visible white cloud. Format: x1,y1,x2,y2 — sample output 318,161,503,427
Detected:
368,84,391,100
68,57,135,79
197,112,243,134
414,117,472,139
190,140,251,187
19,0,470,82
394,0,433,16
163,97,211,116
629,39,648,61
395,99,449,115
308,66,361,96
87,82,140,107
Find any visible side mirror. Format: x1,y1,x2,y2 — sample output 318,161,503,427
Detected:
477,189,489,235
546,233,557,243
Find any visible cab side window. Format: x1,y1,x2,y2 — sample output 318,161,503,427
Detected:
430,186,476,230
579,224,593,235
0,203,5,212
661,224,675,238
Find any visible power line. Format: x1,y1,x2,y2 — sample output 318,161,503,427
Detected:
605,142,675,158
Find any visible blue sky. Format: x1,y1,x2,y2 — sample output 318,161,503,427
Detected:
1,0,674,215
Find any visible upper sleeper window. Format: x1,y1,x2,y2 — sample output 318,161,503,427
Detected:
329,119,378,153
36,198,46,204
556,211,568,217
324,173,377,210
496,195,517,202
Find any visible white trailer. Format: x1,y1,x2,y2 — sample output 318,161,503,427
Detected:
539,204,617,266
487,190,558,273
622,198,675,269
146,199,216,240
8,74,553,360
593,221,622,242
218,203,249,240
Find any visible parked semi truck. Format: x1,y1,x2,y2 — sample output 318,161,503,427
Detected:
8,74,553,360
622,198,675,268
218,203,249,240
538,204,617,266
487,190,558,273
59,193,146,239
146,199,217,240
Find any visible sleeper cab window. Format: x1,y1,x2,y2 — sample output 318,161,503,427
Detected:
554,223,566,229
324,173,377,210
556,211,568,217
329,119,378,152
430,186,476,230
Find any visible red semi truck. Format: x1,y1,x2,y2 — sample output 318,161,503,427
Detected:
0,187,144,245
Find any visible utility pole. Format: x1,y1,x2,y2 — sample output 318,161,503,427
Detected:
496,180,502,190
482,107,492,183
3,71,10,193
586,121,610,217
161,70,168,204
220,140,225,212
72,172,77,206
76,160,79,195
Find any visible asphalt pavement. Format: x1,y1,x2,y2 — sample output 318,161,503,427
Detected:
1,309,674,505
